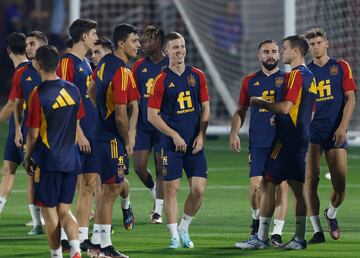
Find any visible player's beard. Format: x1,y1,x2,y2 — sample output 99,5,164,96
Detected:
262,60,279,71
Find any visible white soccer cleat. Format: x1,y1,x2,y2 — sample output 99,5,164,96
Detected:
234,235,269,249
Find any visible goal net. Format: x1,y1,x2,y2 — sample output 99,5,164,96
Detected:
81,0,360,136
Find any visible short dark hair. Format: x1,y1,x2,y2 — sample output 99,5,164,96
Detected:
113,23,138,49
305,27,327,40
65,37,73,49
258,39,278,50
143,25,165,47
26,31,48,45
69,18,97,43
7,32,26,55
164,32,184,48
35,45,60,73
283,35,309,57
95,37,114,52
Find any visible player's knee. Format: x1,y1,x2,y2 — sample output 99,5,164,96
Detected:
57,207,71,220
103,184,122,200
191,185,205,199
333,183,346,195
80,177,97,193
253,184,261,194
2,165,16,176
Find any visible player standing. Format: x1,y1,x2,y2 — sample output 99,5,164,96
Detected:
236,35,317,250
25,45,83,258
87,37,138,235
12,31,48,234
0,32,29,216
132,25,168,224
148,32,210,249
88,23,140,258
56,18,98,249
229,39,288,246
305,27,356,243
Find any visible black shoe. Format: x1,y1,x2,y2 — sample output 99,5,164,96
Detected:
99,245,128,258
61,239,70,253
80,239,95,251
309,231,325,244
271,234,283,247
250,219,259,236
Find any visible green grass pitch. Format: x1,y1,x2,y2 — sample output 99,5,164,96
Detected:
0,123,360,257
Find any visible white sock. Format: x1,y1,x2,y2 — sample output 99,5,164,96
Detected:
257,216,271,241
50,247,63,258
252,209,260,220
178,214,193,232
99,224,112,248
28,204,41,226
121,195,130,210
69,240,80,257
0,196,6,213
79,227,88,243
61,228,68,241
40,211,45,225
91,224,100,245
272,219,285,235
327,203,338,219
167,223,179,239
150,183,156,200
294,216,307,241
309,215,323,233
154,199,164,215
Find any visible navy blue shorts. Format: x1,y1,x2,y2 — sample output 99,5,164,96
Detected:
161,148,207,181
79,138,100,174
134,129,161,153
3,136,23,165
264,139,307,184
310,127,348,150
248,148,270,177
33,168,78,207
93,138,127,184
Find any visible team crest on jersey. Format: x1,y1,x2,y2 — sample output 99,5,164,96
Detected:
275,77,284,87
187,74,196,87
330,65,338,75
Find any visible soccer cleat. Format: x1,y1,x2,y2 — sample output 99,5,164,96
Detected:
25,220,33,227
168,237,181,249
234,235,269,249
27,225,43,235
281,237,307,250
71,252,82,258
178,229,194,248
250,219,260,236
271,234,283,247
309,231,325,244
122,205,135,231
25,216,45,227
87,243,101,258
61,239,71,253
324,208,340,240
99,245,129,258
80,239,94,252
151,212,163,224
